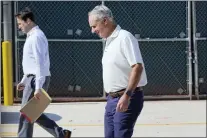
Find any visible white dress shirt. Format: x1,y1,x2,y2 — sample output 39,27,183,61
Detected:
102,25,147,93
20,26,51,90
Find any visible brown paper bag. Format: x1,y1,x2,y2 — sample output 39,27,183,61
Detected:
20,88,52,123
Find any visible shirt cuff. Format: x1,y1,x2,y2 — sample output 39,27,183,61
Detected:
20,75,27,85
35,76,45,90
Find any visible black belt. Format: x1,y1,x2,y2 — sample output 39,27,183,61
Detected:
108,87,143,98
26,74,35,77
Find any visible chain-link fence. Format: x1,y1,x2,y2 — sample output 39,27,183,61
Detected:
15,1,105,100
104,1,187,39
104,1,190,97
197,41,207,96
13,1,200,101
16,41,103,98
16,1,102,39
193,1,207,98
194,2,207,38
139,41,188,96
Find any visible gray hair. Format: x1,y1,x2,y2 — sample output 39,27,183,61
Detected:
88,5,115,22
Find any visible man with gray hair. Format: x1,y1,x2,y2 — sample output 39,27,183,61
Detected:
88,5,147,138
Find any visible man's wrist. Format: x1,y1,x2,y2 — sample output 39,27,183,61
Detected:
35,88,41,91
125,90,133,97
35,76,45,91
35,89,42,94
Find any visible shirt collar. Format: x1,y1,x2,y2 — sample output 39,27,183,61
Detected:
27,25,39,37
107,25,121,39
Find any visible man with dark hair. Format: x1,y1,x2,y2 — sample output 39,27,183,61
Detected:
15,7,72,138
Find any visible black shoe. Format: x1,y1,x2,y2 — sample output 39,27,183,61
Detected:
63,129,72,138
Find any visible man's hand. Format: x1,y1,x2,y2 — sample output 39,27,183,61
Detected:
34,89,42,100
116,93,130,112
17,83,25,91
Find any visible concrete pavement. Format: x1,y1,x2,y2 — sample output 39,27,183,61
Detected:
0,100,206,137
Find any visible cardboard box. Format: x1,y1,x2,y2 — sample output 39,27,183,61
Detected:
20,88,52,123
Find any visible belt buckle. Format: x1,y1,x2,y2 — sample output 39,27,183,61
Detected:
138,87,143,91
114,92,120,98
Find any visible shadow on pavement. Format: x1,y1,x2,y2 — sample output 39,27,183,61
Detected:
1,112,62,124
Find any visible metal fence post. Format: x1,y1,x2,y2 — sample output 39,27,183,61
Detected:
192,1,199,100
3,1,12,42
13,1,20,99
187,1,193,100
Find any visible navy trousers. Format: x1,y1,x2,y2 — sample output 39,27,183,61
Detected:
104,89,144,138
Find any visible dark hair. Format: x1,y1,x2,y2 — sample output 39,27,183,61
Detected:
15,7,35,22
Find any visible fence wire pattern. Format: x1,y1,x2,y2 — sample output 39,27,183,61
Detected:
16,41,103,98
139,41,188,96
195,1,207,96
195,1,207,38
12,1,206,100
104,1,187,39
197,41,207,95
16,1,102,39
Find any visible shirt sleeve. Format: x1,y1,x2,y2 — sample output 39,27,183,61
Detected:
31,35,46,90
122,34,144,66
20,75,27,85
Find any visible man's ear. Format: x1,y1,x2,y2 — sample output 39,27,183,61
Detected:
103,17,108,25
26,18,32,25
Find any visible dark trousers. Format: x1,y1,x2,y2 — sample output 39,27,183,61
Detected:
18,76,65,138
104,89,144,138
